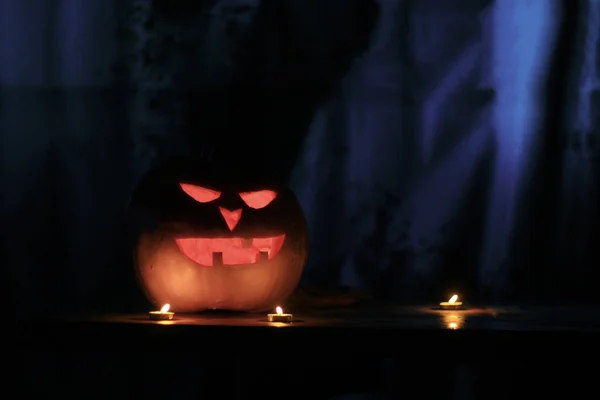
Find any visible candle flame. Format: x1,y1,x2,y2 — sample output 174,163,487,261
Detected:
448,295,458,304
160,304,170,313
275,306,283,315
448,322,458,329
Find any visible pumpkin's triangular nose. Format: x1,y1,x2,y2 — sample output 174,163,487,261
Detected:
219,207,242,231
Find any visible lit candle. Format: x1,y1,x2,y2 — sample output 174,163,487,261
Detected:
267,306,293,323
439,294,464,310
149,303,175,320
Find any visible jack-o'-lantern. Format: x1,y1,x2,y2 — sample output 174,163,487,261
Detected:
128,157,308,312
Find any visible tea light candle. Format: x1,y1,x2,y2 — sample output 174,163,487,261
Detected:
267,306,293,323
149,304,175,320
439,294,464,310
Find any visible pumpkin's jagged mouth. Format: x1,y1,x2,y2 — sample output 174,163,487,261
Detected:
175,235,286,267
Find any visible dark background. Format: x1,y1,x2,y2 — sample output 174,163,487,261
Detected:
4,1,600,399
1,0,599,314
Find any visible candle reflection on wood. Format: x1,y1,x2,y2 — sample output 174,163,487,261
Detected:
443,313,464,329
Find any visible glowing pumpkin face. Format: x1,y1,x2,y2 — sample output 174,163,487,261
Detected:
129,157,308,313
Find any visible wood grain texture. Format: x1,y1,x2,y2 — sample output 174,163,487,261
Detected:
50,305,600,331
16,305,600,376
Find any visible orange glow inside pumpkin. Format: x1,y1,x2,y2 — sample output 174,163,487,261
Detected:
179,183,221,202
239,190,277,209
176,235,286,266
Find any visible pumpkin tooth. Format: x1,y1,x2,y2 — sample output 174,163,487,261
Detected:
242,238,252,248
259,251,269,261
212,252,223,266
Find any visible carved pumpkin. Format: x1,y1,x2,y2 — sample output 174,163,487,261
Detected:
129,157,308,312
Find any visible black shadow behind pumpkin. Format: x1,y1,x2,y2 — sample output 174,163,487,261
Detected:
128,157,308,312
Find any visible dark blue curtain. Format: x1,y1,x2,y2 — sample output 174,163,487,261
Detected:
1,0,598,316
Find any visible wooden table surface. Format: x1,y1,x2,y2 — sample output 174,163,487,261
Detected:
17,304,600,355
55,304,600,330
16,305,600,399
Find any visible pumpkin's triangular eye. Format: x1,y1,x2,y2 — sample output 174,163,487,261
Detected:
180,183,221,203
239,190,277,209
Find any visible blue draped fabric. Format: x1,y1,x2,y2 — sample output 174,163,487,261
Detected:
553,0,600,300
291,0,569,301
1,0,598,315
